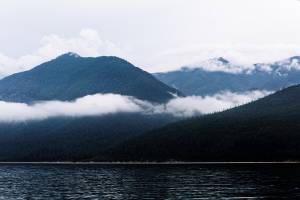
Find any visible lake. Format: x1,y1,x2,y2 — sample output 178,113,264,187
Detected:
0,163,299,199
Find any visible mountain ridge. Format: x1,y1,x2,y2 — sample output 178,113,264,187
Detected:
0,53,182,103
154,56,300,96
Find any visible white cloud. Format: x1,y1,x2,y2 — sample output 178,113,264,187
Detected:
0,94,142,122
0,91,271,123
152,90,271,117
0,29,129,78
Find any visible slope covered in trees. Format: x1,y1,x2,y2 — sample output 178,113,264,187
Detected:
0,113,176,161
97,85,300,162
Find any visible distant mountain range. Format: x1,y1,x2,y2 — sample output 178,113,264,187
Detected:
0,52,181,103
154,56,300,96
97,84,300,162
0,53,180,161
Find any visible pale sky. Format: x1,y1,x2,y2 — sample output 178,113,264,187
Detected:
1,0,300,75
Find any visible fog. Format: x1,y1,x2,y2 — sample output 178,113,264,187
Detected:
0,91,271,122
0,94,141,122
155,90,271,117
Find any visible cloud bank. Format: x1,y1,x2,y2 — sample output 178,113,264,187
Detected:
0,91,270,123
156,90,271,117
0,94,142,122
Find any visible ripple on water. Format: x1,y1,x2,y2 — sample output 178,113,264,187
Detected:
0,164,299,199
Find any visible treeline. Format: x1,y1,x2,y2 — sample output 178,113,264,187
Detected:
0,113,176,161
94,85,300,162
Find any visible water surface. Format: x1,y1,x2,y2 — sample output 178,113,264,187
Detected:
0,163,299,199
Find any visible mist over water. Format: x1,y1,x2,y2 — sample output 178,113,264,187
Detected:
0,164,299,199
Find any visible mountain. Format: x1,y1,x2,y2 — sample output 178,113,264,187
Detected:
0,52,181,103
0,53,181,161
154,56,300,96
96,85,300,162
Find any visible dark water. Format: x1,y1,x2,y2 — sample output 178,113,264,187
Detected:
0,164,300,199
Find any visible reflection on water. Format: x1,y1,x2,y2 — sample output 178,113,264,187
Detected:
0,164,300,199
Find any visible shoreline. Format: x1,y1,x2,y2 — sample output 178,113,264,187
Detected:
0,161,300,165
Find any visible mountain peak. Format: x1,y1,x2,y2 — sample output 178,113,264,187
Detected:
0,54,180,103
56,52,81,60
184,57,246,74
289,56,300,61
214,57,230,64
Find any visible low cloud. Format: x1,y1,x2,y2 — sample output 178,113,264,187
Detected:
0,94,142,122
155,90,271,117
0,91,271,123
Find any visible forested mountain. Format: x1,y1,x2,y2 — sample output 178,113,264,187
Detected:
97,85,300,162
154,56,300,96
0,53,181,161
0,52,181,103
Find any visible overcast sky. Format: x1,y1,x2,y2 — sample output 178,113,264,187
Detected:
1,0,300,74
